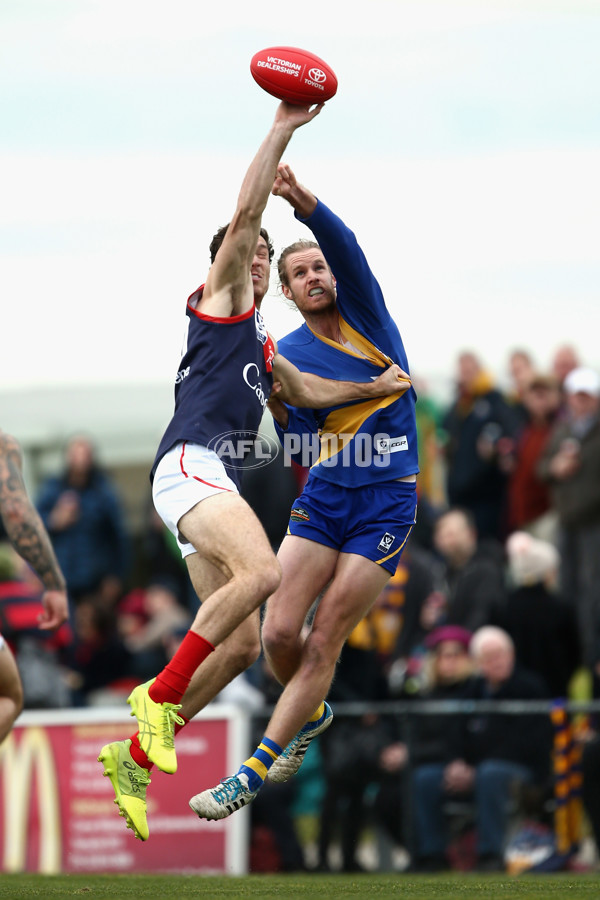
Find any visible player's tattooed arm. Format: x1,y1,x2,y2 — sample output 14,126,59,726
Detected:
0,431,66,591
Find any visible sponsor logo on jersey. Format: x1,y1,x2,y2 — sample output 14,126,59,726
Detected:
290,507,310,523
375,435,408,454
243,363,268,408
377,532,396,552
255,309,268,345
175,365,190,384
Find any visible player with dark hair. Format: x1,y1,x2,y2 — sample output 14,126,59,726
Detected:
0,430,68,743
189,164,419,820
98,101,410,840
209,224,274,267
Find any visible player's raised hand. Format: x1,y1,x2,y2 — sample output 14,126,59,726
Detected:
272,164,317,218
272,163,297,198
274,100,324,131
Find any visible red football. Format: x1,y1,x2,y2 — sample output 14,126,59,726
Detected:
250,46,337,106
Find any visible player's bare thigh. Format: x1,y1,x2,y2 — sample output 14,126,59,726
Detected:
310,552,392,651
0,639,22,702
263,535,339,641
178,490,277,580
0,639,24,739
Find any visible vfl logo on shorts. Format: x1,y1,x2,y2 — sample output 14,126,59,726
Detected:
377,532,395,552
290,507,310,524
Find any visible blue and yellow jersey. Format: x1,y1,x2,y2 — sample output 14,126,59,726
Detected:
275,200,419,488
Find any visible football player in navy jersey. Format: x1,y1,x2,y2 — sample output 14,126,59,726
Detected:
98,100,410,840
189,163,420,821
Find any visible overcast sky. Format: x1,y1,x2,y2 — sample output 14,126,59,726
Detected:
2,0,599,400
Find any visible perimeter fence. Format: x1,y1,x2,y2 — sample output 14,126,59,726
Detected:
253,698,600,866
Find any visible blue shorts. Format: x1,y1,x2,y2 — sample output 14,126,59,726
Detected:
286,477,417,574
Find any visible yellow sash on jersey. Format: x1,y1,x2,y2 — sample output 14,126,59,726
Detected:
307,315,409,467
307,315,393,367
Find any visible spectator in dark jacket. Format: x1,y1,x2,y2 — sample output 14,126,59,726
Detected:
374,625,474,861
412,626,552,871
442,352,519,540
36,435,131,608
428,508,506,634
410,626,475,763
537,366,600,665
493,531,581,698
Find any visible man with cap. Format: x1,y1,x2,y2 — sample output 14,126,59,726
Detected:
537,366,600,666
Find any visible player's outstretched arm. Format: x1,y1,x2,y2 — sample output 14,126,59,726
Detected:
0,431,68,630
202,103,322,316
274,161,390,326
272,163,317,219
272,354,411,409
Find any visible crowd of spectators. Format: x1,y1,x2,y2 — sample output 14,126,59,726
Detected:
1,342,600,873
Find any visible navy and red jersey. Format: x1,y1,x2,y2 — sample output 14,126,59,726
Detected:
151,287,275,489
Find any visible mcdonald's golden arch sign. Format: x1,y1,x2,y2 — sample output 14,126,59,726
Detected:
0,726,61,873
0,710,246,874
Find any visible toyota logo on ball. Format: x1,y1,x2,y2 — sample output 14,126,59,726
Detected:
308,67,326,83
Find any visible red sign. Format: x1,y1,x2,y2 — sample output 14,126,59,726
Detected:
0,706,249,874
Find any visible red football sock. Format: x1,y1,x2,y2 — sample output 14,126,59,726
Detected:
130,716,190,771
148,630,215,704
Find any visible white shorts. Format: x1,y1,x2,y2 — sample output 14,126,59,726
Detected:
152,441,238,558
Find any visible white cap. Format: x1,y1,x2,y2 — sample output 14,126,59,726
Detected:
506,531,559,586
564,366,600,397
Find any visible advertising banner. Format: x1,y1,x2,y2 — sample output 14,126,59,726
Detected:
0,706,249,874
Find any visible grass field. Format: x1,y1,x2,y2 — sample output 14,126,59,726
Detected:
0,873,599,900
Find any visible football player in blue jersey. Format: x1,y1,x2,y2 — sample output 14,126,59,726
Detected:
189,165,419,821
98,100,410,840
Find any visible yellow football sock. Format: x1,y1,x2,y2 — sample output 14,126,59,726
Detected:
308,702,325,723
